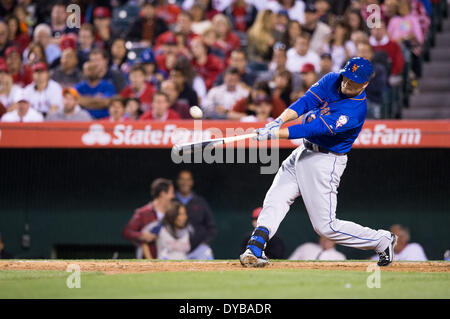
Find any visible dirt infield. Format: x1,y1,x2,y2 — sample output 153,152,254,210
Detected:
0,260,448,274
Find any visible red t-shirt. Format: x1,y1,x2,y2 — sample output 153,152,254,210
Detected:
192,54,224,90
139,108,181,121
120,83,155,112
232,5,247,32
372,40,405,76
12,65,33,87
156,4,181,25
154,31,197,51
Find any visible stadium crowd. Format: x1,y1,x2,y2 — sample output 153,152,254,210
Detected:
0,0,436,123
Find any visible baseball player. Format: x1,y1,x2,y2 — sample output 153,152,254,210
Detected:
240,57,397,268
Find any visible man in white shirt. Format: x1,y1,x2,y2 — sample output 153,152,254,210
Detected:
0,61,22,109
371,224,427,261
286,33,320,74
23,62,63,116
289,236,346,261
1,89,44,122
202,67,249,119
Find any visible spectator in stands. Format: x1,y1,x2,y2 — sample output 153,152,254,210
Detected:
267,0,305,24
141,200,191,260
292,62,318,100
228,80,286,120
5,45,33,87
286,20,302,48
46,87,92,121
315,0,333,25
217,49,257,90
77,24,95,65
92,6,114,50
5,15,30,54
289,235,346,260
0,60,22,110
190,2,212,35
223,0,258,34
286,33,320,74
110,38,129,74
247,10,276,63
321,21,352,72
240,96,275,123
344,8,366,33
122,178,175,259
0,20,12,57
156,0,182,25
26,42,47,66
301,2,331,54
161,79,191,119
0,232,13,259
240,207,285,259
371,224,427,261
155,11,197,50
268,42,288,73
137,48,163,87
369,20,405,77
120,64,155,113
24,23,61,65
89,48,127,93
125,97,142,121
169,64,198,107
356,42,387,119
347,30,369,57
105,96,127,122
190,37,224,90
51,48,83,88
140,91,181,121
211,14,241,61
23,62,63,116
318,52,333,78
175,169,216,260
49,2,78,38
75,61,116,119
1,89,44,122
126,0,169,45
272,69,293,107
202,66,249,119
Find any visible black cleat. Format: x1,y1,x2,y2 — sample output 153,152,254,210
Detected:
377,233,398,266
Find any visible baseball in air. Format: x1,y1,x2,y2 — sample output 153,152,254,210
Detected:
189,105,203,119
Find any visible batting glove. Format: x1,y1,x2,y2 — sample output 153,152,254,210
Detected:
255,118,283,141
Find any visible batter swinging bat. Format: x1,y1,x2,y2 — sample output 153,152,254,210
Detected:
172,132,257,156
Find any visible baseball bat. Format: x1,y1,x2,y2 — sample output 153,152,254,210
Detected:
172,132,257,156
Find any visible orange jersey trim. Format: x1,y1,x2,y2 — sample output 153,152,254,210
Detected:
308,89,324,103
319,116,335,135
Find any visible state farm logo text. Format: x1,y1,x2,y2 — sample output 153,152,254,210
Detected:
354,124,421,146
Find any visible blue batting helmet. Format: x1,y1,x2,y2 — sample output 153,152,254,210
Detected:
340,57,373,84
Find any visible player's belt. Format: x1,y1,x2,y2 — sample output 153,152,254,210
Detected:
303,140,346,156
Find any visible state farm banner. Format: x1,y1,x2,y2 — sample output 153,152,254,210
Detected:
0,120,448,148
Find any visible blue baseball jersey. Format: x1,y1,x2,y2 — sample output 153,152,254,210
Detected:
287,72,367,154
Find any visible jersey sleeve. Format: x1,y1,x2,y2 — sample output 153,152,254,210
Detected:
288,72,333,116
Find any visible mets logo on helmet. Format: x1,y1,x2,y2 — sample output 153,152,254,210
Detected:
352,64,359,72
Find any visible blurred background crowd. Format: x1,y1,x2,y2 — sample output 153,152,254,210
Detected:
0,0,446,124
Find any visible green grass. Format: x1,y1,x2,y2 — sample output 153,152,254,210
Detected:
0,267,449,299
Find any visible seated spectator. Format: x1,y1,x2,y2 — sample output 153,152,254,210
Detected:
318,52,333,78
182,0,220,19
5,15,30,54
137,48,164,87
155,11,197,50
89,48,126,94
175,170,216,260
0,60,22,110
49,2,79,38
50,47,83,88
272,68,293,107
228,80,286,120
141,200,191,260
320,21,351,72
161,79,191,119
92,6,114,50
1,89,44,122
169,63,198,107
189,2,212,35
286,33,320,74
369,20,405,77
223,0,258,34
347,30,369,57
371,224,427,261
292,63,318,100
267,0,305,24
215,49,257,89
0,232,13,259
301,2,331,54
77,24,95,66
247,10,276,63
122,178,175,259
289,236,346,260
26,42,47,66
356,42,387,119
125,97,142,120
46,88,92,122
240,207,285,259
190,37,224,90
344,8,366,34
74,61,116,119
202,67,249,119
126,0,169,45
23,23,61,65
156,0,182,25
286,20,303,48
104,96,127,122
240,96,275,123
274,9,290,41
140,91,181,121
0,20,12,57
211,14,241,62
315,0,333,25
110,38,129,74
23,62,63,116
120,64,155,113
5,45,33,87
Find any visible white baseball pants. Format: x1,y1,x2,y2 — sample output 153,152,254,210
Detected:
257,142,392,253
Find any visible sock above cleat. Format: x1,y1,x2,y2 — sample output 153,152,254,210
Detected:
246,226,269,258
